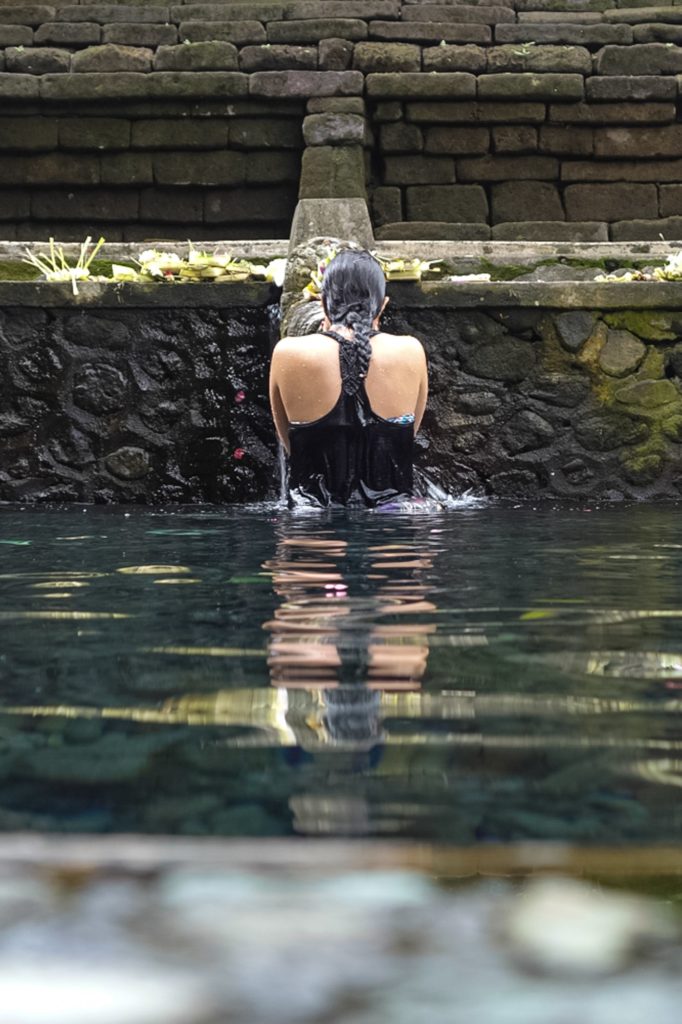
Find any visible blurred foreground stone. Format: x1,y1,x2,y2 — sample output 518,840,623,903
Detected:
0,859,679,1024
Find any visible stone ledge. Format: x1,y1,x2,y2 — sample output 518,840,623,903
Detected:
0,280,279,308
386,280,682,310
2,239,678,269
4,277,682,312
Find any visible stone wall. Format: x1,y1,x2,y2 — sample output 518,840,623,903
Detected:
386,291,682,500
0,282,279,502
3,274,682,502
2,1,682,241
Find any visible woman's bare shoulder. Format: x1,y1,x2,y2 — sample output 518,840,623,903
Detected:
375,332,426,359
271,334,335,370
273,333,329,351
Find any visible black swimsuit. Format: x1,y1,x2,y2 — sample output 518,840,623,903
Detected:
288,330,414,508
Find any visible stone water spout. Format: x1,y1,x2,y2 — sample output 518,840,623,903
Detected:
280,235,364,338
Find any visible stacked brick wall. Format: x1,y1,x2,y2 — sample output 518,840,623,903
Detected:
1,1,682,240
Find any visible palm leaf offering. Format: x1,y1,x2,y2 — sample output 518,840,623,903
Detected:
376,256,443,281
134,246,281,283
22,236,106,295
301,250,445,302
653,251,682,281
595,269,648,282
595,251,682,283
23,238,286,288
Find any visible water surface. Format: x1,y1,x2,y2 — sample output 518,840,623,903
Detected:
0,501,681,842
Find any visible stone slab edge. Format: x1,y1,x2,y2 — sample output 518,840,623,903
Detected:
3,239,680,268
0,240,287,261
3,278,682,309
0,279,278,307
0,835,679,880
389,280,682,309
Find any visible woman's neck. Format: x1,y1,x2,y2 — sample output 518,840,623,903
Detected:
323,322,381,339
325,323,354,339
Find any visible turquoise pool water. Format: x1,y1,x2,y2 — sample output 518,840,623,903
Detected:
0,501,681,841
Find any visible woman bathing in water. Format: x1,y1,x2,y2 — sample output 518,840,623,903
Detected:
269,249,432,509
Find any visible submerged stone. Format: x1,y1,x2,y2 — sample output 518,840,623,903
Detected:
0,413,29,436
0,964,216,1024
501,876,677,977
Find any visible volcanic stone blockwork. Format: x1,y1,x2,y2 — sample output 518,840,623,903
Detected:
2,0,682,240
0,290,281,503
3,281,682,502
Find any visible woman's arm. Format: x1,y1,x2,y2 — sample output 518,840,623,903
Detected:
413,341,428,434
269,344,291,453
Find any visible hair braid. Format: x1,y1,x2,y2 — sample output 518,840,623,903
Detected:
344,308,372,387
321,250,386,397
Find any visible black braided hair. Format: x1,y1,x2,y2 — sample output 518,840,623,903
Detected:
321,250,386,396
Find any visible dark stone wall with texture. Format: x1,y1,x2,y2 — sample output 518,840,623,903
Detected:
0,301,279,503
3,285,682,503
384,301,682,500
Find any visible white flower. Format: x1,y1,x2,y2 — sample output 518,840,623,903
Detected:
110,265,139,282
264,258,287,287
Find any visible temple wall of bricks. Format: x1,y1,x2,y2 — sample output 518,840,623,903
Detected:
2,0,682,241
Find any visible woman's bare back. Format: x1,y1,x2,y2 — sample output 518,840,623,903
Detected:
270,331,427,450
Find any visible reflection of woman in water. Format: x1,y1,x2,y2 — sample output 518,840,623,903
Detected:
269,250,429,509
262,527,436,748
262,522,438,834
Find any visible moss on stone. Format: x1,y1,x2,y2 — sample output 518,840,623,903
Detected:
474,256,644,283
604,311,677,341
0,259,137,282
90,259,137,277
477,258,533,282
662,415,682,443
537,315,579,373
620,447,665,486
577,321,607,372
0,261,40,282
637,347,665,380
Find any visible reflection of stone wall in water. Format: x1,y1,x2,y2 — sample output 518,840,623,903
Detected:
385,304,682,501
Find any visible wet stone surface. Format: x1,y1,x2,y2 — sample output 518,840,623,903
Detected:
1,298,682,500
381,303,682,500
0,865,678,1024
0,304,279,504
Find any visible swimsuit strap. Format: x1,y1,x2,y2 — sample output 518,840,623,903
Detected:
319,328,380,397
